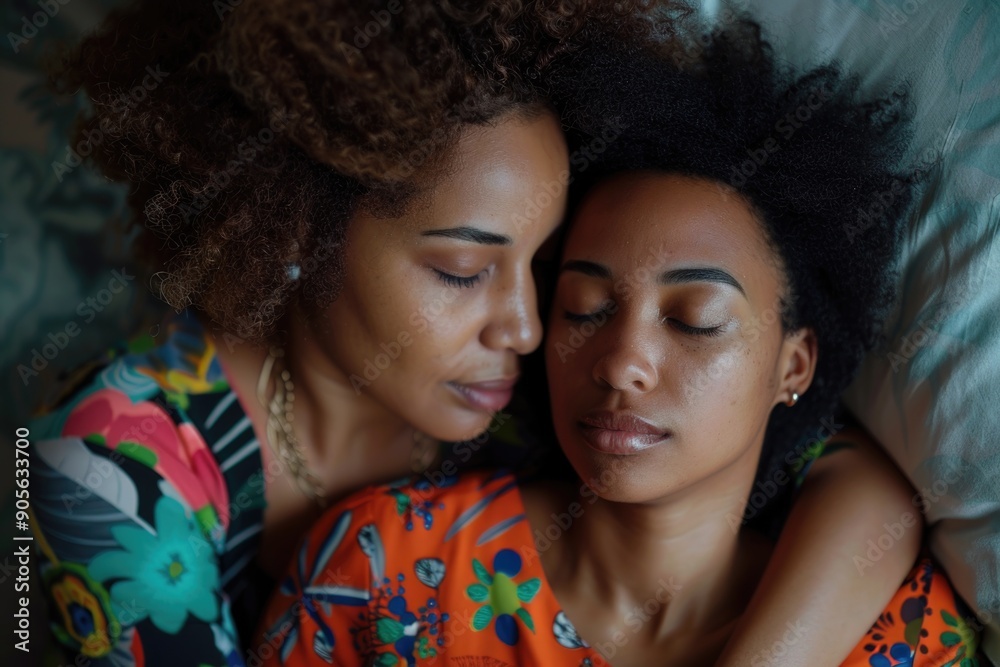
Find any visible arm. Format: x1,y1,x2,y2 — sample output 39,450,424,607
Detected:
714,424,923,667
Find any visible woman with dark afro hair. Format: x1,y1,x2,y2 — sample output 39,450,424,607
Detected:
28,0,968,665
256,17,980,667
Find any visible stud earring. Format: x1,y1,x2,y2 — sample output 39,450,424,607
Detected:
787,391,800,407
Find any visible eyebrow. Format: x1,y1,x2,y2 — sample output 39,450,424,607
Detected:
560,259,611,279
659,267,746,297
560,260,747,297
421,226,512,246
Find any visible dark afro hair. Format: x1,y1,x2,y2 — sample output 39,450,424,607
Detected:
541,17,916,487
48,0,681,344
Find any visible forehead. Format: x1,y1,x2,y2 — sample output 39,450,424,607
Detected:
408,111,569,237
567,172,777,278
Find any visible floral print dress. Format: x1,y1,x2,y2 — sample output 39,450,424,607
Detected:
258,471,980,667
28,308,540,667
30,310,275,666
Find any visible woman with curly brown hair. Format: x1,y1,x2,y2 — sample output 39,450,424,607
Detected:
29,1,931,666
27,2,653,664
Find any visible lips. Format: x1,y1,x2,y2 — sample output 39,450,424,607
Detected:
578,409,670,455
447,376,519,414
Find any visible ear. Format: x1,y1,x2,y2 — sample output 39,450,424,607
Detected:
774,327,818,407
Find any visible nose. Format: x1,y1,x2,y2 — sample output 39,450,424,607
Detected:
480,267,543,355
591,319,659,393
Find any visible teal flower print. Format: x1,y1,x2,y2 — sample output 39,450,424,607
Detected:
466,548,541,646
89,495,219,634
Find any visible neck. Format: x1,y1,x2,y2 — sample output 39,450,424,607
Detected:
554,447,767,644
280,307,414,482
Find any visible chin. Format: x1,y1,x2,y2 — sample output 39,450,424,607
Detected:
417,410,493,445
576,469,649,504
564,445,674,504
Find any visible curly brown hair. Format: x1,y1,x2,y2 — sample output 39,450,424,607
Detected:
49,0,680,344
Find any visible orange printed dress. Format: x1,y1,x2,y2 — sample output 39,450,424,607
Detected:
257,471,979,667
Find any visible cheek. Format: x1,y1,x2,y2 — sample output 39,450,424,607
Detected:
687,348,748,403
544,327,593,400
677,342,776,438
323,261,436,380
385,278,507,386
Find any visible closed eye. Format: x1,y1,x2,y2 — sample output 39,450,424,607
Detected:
564,309,609,323
669,320,724,337
563,298,617,324
434,269,482,289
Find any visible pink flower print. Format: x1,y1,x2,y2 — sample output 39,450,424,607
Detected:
63,388,230,532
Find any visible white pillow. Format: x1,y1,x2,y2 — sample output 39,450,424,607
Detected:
696,0,1000,660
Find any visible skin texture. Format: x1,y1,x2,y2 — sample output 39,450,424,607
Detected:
547,173,815,506
214,109,568,576
712,426,924,667
528,172,833,665
305,108,567,445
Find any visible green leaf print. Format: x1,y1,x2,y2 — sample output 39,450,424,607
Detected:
516,578,541,603
472,559,493,586
376,617,405,643
472,605,494,631
515,608,535,634
467,583,489,603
